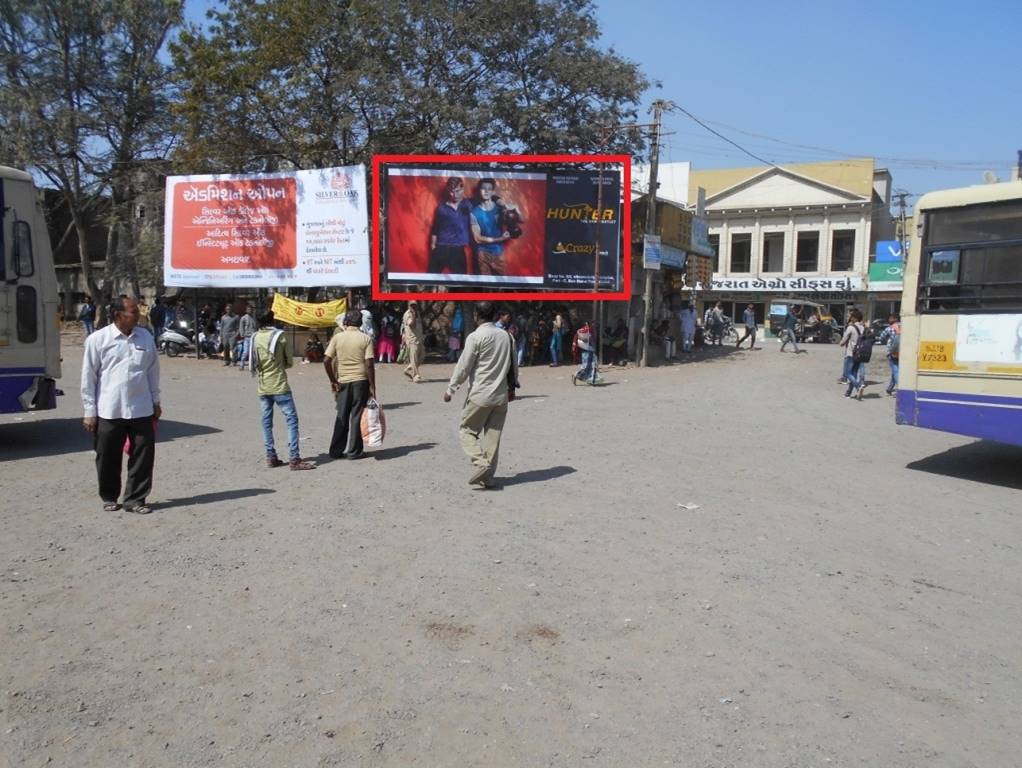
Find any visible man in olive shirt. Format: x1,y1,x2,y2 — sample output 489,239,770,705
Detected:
251,310,315,470
443,301,516,489
324,309,377,459
402,300,424,383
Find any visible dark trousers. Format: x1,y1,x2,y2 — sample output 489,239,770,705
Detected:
329,380,369,458
428,244,467,275
737,326,757,348
95,417,155,506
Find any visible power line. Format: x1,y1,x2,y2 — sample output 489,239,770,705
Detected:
672,104,778,168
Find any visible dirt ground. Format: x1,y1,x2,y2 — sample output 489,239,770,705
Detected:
2,331,1020,767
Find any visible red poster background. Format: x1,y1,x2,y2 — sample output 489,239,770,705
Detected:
385,174,547,277
170,178,297,270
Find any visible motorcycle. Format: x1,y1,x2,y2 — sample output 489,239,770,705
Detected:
159,320,195,357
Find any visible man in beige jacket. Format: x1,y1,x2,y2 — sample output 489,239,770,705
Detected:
443,301,517,489
402,300,424,382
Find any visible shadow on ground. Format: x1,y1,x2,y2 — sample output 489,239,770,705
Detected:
501,465,577,487
158,488,276,510
906,440,1022,490
0,418,222,460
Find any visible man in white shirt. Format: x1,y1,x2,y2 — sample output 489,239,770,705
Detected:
81,297,161,514
443,301,517,489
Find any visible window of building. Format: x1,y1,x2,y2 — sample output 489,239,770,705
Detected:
730,233,752,273
831,229,855,271
709,234,720,272
762,232,784,272
796,231,819,272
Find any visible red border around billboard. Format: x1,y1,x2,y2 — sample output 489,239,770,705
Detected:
371,154,631,302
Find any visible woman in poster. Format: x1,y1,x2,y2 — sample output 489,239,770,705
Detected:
428,177,473,275
470,177,519,276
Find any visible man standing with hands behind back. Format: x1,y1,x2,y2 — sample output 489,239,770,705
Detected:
81,297,161,514
443,301,516,489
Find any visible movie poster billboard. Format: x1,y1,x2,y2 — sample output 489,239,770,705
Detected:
374,155,628,300
163,166,370,287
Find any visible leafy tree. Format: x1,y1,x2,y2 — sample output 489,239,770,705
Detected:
171,0,650,171
0,0,182,304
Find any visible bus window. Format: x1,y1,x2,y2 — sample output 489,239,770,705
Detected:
16,285,38,343
13,220,33,277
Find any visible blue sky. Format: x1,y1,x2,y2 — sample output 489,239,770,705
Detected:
594,0,1022,203
183,1,1020,205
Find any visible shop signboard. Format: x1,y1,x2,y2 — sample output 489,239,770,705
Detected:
708,275,864,292
643,234,662,270
661,243,686,269
868,261,904,291
875,240,904,263
164,165,370,287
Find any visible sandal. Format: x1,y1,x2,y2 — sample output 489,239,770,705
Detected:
125,504,152,515
102,502,121,512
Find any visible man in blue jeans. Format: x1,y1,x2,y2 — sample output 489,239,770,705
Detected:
251,310,315,470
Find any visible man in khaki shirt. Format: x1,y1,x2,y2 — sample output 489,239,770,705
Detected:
324,310,376,459
402,300,425,382
443,301,517,489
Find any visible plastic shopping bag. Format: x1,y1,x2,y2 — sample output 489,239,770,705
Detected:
360,398,386,448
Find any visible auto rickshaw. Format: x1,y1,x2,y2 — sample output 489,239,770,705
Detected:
768,299,838,343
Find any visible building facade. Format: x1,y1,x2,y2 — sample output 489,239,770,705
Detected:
689,158,896,328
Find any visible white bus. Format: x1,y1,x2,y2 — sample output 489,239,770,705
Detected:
897,181,1022,446
0,166,61,413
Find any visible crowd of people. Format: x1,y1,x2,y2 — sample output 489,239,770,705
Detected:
78,296,593,514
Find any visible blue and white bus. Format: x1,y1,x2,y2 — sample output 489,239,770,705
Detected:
0,165,61,413
897,181,1022,446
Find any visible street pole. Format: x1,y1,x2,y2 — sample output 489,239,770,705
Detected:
639,100,665,367
594,163,604,364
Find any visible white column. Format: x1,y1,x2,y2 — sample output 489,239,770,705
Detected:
821,208,831,276
719,218,730,276
753,215,762,275
785,214,796,276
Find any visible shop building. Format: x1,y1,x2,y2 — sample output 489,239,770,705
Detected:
688,158,896,329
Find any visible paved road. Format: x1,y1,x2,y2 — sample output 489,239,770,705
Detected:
2,337,1019,767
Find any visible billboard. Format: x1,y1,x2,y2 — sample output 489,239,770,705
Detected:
163,166,370,287
374,155,629,301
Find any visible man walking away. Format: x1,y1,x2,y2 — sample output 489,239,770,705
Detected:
81,297,161,514
443,301,517,489
238,305,257,369
251,310,315,470
220,304,240,367
840,308,868,399
780,308,800,353
402,300,425,382
324,310,376,460
679,304,696,353
736,303,758,349
878,314,901,395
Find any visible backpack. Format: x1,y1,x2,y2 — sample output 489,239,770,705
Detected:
851,324,874,363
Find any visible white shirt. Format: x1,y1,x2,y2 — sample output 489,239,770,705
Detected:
81,324,161,419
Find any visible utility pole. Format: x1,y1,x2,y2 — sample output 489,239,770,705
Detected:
893,190,909,261
639,99,665,367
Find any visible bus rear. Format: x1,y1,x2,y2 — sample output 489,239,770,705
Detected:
896,182,1022,446
0,166,61,413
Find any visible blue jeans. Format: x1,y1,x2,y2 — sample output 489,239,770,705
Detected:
82,318,94,335
549,332,562,364
887,355,899,393
846,361,864,395
780,328,799,351
841,355,853,381
240,336,252,366
260,393,300,460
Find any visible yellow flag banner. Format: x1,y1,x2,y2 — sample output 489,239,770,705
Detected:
271,294,347,328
